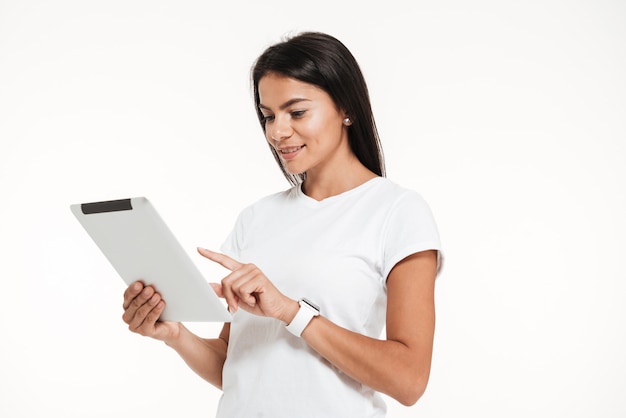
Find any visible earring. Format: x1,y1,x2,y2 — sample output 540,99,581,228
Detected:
343,117,352,126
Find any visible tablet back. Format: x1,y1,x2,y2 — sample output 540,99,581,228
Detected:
70,197,231,322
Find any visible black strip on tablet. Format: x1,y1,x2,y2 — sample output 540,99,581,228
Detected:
81,198,133,214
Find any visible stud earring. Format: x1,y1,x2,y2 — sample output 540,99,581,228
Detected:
343,117,352,126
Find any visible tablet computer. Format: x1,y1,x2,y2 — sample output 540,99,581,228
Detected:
70,197,232,323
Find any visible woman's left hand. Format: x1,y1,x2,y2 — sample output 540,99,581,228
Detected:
197,248,298,323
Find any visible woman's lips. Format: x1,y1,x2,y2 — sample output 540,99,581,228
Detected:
279,145,304,160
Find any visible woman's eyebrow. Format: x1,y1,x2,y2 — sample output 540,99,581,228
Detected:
259,98,311,111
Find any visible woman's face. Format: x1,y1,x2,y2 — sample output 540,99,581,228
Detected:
258,73,351,177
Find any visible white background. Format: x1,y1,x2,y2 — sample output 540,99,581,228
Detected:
1,0,625,417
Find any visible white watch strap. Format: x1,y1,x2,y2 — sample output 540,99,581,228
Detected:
286,299,319,337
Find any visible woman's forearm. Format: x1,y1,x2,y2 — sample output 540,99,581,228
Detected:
165,323,229,389
302,316,433,406
301,251,437,406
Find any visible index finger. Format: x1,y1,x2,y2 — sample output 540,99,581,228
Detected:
197,248,242,271
123,281,144,310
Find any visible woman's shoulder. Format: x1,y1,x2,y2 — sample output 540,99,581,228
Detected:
368,177,430,206
236,185,298,217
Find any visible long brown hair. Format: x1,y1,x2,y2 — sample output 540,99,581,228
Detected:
251,32,385,186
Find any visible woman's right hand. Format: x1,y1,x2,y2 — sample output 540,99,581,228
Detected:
122,281,181,343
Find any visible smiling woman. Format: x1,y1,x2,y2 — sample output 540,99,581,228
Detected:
121,32,443,418
257,73,365,195
252,31,386,186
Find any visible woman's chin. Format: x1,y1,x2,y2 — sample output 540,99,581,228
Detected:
283,163,306,176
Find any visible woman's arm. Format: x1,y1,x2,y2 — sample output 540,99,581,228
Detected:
301,250,437,406
199,248,438,405
122,281,230,389
165,323,230,389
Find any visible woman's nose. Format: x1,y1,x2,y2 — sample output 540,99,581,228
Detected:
269,115,293,142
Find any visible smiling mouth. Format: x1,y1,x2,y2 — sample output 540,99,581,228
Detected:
279,145,305,154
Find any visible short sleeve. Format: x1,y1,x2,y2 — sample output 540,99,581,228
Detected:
220,209,248,260
381,191,443,280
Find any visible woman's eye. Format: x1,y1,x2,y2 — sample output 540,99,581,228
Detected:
291,110,306,118
262,114,275,123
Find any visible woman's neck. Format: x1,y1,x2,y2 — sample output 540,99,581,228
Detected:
301,159,378,201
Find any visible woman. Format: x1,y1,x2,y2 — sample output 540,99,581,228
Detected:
122,32,442,417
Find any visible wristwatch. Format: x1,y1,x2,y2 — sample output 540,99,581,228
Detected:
286,298,320,337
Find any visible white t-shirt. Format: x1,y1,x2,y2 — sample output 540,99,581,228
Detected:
217,177,442,418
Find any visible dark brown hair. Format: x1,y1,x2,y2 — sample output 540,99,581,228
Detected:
251,32,385,185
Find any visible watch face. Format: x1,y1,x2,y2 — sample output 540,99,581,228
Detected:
301,298,320,313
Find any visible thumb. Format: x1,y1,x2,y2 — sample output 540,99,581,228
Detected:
210,282,224,298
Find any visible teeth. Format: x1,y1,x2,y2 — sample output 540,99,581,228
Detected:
280,146,302,154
